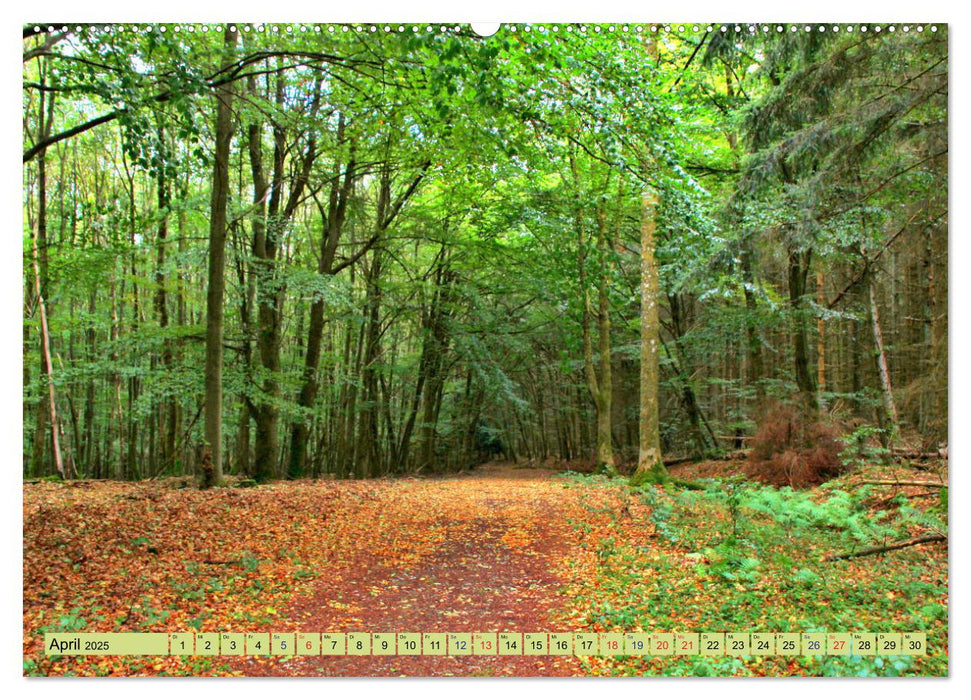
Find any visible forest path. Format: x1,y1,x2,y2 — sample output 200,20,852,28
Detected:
228,463,609,677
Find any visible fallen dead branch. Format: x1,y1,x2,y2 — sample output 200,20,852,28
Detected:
892,449,946,461
823,534,946,562
858,480,946,488
871,491,939,508
200,558,243,566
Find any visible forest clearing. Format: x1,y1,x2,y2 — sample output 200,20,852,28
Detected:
22,22,947,678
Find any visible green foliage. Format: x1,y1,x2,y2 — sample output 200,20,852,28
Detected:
565,473,947,676
23,24,946,492
634,483,678,544
838,424,891,469
54,611,87,633
628,469,665,489
932,486,947,515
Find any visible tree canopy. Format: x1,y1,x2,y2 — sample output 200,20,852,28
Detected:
23,23,947,482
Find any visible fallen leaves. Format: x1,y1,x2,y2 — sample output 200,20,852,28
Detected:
26,465,944,677
24,467,597,676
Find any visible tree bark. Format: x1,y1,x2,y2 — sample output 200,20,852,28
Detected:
287,122,355,478
246,69,321,481
154,123,177,472
787,247,819,413
32,218,64,479
359,247,384,478
574,162,616,474
635,187,665,479
594,220,615,474
740,244,766,412
816,268,827,400
31,61,57,477
925,216,947,443
418,256,453,471
82,289,97,476
869,274,900,434
667,293,715,456
122,152,140,480
201,25,238,488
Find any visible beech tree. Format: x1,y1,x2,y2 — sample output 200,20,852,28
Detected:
202,25,238,487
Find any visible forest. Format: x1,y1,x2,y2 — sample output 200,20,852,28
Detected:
23,23,948,678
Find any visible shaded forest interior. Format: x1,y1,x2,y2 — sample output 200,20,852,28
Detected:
23,24,947,485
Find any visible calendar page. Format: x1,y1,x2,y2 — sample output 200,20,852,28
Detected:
21,14,949,680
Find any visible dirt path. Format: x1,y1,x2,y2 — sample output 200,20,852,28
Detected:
229,465,588,676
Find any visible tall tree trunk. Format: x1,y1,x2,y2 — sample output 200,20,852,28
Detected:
635,186,665,479
358,247,384,478
594,217,615,473
246,69,321,481
23,292,32,476
356,172,392,478
725,66,766,422
341,302,364,478
109,269,122,476
868,273,899,437
154,124,177,471
287,125,355,478
32,220,64,479
245,75,281,483
397,351,428,472
787,247,819,414
816,268,827,405
575,168,615,474
173,183,188,472
740,238,766,414
123,154,140,480
201,25,238,488
667,293,715,456
925,218,947,444
418,259,453,471
82,289,97,475
32,63,57,477
234,180,256,477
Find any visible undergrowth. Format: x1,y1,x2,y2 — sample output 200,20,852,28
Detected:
561,472,948,677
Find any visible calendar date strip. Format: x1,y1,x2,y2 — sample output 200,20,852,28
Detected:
44,631,928,657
